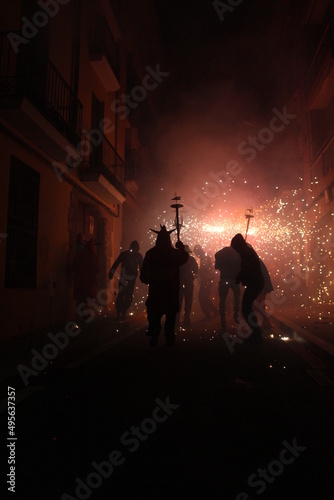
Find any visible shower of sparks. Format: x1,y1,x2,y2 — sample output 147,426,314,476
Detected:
147,185,333,320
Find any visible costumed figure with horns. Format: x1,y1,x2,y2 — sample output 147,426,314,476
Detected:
140,225,189,347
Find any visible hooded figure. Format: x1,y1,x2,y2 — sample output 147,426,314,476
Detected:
140,226,189,346
108,240,143,319
231,233,264,343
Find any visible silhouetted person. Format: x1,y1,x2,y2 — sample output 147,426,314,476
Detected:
254,259,273,328
231,233,264,343
215,245,241,328
140,226,189,347
193,244,218,319
108,240,143,320
179,245,198,327
72,236,100,320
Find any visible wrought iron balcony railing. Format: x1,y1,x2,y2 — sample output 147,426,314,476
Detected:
0,31,83,145
101,133,124,185
80,132,126,197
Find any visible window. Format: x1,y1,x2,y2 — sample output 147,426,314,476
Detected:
5,157,40,288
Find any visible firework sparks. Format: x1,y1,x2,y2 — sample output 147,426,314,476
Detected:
146,186,333,321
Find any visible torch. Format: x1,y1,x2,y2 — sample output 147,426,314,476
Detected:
245,208,254,241
171,194,183,242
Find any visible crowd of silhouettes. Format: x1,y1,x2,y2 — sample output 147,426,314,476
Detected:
72,225,273,347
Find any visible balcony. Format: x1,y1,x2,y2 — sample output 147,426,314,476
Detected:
89,17,120,92
0,32,82,160
305,22,334,109
79,133,126,204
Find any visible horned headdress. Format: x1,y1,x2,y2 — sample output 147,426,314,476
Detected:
150,225,176,248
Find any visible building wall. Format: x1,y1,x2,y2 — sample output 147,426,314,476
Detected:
0,0,153,338
300,0,334,301
0,128,73,336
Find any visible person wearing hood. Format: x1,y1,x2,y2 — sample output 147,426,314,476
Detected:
231,233,264,343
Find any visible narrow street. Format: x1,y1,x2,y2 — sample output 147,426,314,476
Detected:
2,312,334,500
1,2,334,500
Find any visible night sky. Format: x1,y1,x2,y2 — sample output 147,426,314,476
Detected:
154,0,277,102
142,0,300,219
